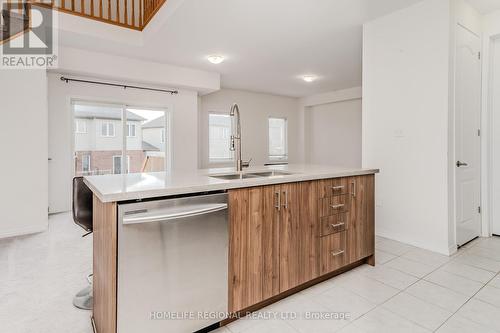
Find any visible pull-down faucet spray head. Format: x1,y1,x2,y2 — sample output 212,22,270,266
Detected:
230,103,243,171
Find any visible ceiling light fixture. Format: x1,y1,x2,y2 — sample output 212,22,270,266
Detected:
207,55,225,64
302,75,317,83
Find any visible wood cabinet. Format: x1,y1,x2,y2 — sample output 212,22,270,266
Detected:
278,182,301,292
228,186,279,312
228,181,319,312
347,175,375,264
228,175,374,313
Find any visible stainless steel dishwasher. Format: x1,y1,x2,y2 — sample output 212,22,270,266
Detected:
117,192,228,333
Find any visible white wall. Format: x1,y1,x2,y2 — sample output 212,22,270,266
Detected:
0,70,48,238
304,99,362,167
482,10,500,236
56,47,220,94
48,73,199,213
490,38,500,235
199,89,300,168
362,0,452,254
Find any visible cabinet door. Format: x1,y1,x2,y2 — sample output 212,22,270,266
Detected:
298,181,319,284
279,182,301,292
347,175,375,264
279,181,320,292
228,186,279,312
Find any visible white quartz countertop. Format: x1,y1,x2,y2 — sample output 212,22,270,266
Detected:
84,164,379,203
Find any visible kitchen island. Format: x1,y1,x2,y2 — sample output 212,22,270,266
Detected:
84,164,379,333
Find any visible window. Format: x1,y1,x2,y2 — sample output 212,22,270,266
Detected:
127,123,136,137
82,155,91,173
113,155,130,174
209,113,233,162
73,102,170,176
268,117,288,161
101,122,115,137
75,120,87,134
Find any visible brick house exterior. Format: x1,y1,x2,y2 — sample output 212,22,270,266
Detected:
75,150,147,176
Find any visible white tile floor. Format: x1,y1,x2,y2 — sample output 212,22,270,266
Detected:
3,213,500,332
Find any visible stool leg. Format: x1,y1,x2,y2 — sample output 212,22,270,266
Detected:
73,274,93,310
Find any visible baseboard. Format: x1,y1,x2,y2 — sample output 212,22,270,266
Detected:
0,224,47,239
376,229,452,256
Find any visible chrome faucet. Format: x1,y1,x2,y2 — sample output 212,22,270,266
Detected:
230,103,243,172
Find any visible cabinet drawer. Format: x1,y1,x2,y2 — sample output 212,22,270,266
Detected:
319,194,350,217
318,178,350,198
320,231,347,275
320,214,347,237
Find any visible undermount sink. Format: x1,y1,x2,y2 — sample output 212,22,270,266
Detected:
209,170,294,180
247,171,294,177
209,173,261,180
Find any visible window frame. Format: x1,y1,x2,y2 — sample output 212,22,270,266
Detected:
208,112,234,164
268,117,288,162
101,121,115,137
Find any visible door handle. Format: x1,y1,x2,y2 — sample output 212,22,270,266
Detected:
122,203,228,225
456,161,468,167
331,250,345,257
282,190,288,209
275,192,281,211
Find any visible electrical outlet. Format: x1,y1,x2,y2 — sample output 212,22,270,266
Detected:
393,129,404,138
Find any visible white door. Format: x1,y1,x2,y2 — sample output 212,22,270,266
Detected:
455,25,482,246
492,38,500,236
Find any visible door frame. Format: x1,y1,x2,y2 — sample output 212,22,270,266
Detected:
482,33,500,237
452,23,483,248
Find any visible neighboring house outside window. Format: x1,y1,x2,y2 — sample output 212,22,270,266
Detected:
101,122,115,137
268,117,288,161
75,120,87,134
73,104,168,176
82,154,91,173
209,113,233,162
127,123,136,137
113,155,130,174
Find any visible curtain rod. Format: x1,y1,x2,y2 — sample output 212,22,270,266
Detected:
60,76,179,95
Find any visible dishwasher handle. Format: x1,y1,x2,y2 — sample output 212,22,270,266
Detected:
122,203,228,225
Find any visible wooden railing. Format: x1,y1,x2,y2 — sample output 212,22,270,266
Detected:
33,0,166,30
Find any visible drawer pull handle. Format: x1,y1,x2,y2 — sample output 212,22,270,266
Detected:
331,250,345,257
331,186,344,191
330,204,345,209
330,222,345,228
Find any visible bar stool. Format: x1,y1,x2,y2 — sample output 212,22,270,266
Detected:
72,176,93,310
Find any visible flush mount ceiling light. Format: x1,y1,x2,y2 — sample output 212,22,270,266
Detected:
302,75,317,83
207,55,225,64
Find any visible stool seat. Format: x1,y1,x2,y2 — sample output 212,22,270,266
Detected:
72,177,93,232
